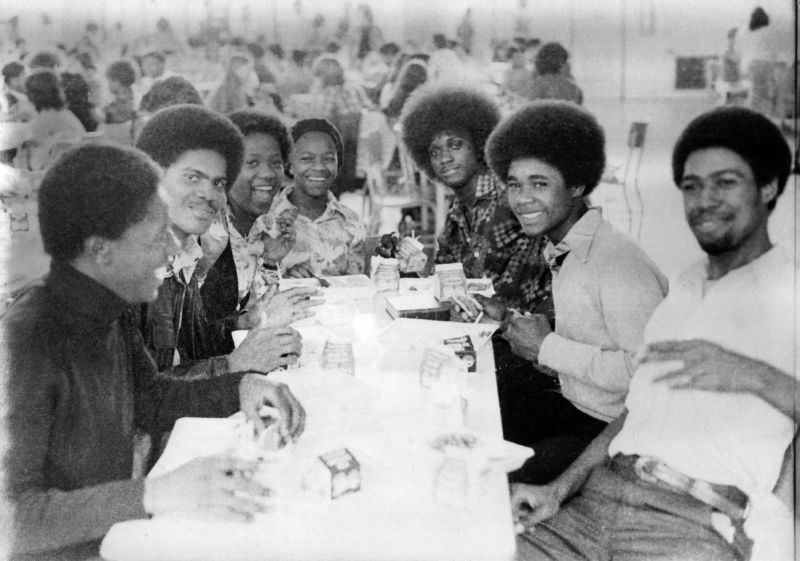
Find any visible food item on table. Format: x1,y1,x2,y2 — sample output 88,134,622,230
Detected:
302,447,361,500
443,335,476,372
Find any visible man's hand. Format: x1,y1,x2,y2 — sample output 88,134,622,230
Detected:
510,483,563,532
643,339,766,394
143,456,269,522
238,373,306,440
242,285,324,329
228,327,303,373
473,294,507,322
501,312,552,362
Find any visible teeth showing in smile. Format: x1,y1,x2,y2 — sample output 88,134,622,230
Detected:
519,212,544,221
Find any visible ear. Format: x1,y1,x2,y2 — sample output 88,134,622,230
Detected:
760,179,778,207
569,184,586,199
84,235,111,265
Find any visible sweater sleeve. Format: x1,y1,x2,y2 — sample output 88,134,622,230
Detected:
2,337,147,555
538,252,666,392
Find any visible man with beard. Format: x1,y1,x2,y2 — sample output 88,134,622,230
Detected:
266,118,366,277
513,107,796,561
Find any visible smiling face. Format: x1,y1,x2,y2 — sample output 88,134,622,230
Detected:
229,132,285,218
506,157,583,243
428,130,480,190
679,147,774,256
291,131,338,199
160,149,227,238
102,194,177,303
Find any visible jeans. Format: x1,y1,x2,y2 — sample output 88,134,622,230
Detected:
516,459,743,561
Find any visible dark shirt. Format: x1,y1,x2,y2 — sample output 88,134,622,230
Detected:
529,74,583,105
2,261,243,559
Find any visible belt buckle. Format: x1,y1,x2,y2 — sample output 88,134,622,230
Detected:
633,456,661,485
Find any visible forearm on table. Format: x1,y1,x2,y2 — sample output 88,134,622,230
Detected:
538,334,635,392
8,479,146,555
550,411,627,501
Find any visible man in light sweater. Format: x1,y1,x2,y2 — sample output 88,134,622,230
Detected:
483,101,668,483
512,106,796,561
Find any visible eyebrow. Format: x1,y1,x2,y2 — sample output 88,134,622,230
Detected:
681,168,747,181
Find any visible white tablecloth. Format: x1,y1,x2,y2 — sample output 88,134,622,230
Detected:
101,288,526,561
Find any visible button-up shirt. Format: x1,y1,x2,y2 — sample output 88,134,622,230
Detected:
1,261,243,559
263,185,366,276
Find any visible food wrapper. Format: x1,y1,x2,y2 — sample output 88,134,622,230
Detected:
321,338,355,375
302,448,361,500
435,263,467,301
419,345,458,388
443,335,476,372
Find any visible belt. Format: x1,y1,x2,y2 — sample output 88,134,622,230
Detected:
610,454,749,521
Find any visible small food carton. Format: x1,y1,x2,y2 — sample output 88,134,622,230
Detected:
302,448,361,501
434,263,467,301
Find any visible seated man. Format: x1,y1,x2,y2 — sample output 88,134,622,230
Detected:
266,118,366,277
134,104,305,375
483,101,667,483
399,83,548,310
1,143,305,560
514,107,795,561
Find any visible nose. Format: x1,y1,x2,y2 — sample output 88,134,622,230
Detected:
258,162,276,179
696,182,722,209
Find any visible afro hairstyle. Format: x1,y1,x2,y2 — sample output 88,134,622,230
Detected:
106,60,137,88
671,106,791,211
39,142,161,262
135,104,244,187
485,100,606,195
399,83,500,179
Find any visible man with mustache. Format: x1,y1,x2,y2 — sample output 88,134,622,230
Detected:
512,107,795,561
484,101,667,484
1,143,306,560
267,118,366,277
134,104,304,396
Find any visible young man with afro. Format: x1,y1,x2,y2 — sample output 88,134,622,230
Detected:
511,106,796,561
400,82,550,315
484,101,667,484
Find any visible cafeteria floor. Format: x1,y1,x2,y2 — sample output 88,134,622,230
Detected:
1,95,797,303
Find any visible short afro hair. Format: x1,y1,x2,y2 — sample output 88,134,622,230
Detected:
39,143,161,262
135,104,244,187
106,60,137,88
486,100,606,195
2,61,24,85
227,109,292,177
28,51,61,70
671,106,791,211
139,76,203,113
290,118,343,171
400,83,501,179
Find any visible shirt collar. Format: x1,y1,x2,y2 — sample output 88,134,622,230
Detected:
279,184,348,221
545,207,604,265
47,260,129,322
168,234,203,279
473,170,500,201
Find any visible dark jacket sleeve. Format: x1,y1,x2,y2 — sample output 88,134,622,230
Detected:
129,310,243,435
2,323,147,555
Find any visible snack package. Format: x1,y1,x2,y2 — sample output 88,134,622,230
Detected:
419,345,457,388
302,448,361,500
321,338,355,375
443,335,476,372
370,256,400,292
435,263,467,301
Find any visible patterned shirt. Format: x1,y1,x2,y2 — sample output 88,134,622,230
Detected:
435,170,551,315
224,205,279,303
263,185,366,276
